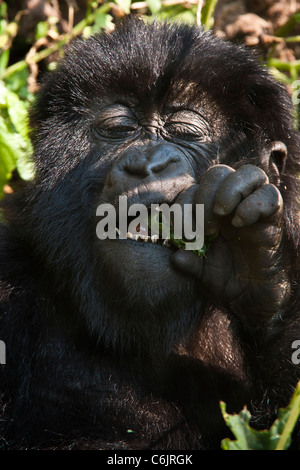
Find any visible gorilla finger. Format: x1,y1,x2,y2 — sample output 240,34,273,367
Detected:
196,165,235,236
173,185,198,236
174,184,198,206
201,237,234,297
171,250,204,279
231,184,283,228
214,164,269,217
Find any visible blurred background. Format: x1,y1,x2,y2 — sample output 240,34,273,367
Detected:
0,0,300,197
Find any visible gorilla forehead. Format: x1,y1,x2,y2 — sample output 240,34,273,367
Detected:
40,19,267,112
61,20,201,97
33,17,293,153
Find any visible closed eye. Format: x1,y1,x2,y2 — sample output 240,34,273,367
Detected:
164,122,208,141
97,124,138,139
164,109,210,142
94,104,139,140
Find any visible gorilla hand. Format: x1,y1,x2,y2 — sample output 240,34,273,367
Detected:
171,164,289,321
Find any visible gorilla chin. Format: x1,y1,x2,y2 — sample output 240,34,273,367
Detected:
97,236,200,302
93,238,202,355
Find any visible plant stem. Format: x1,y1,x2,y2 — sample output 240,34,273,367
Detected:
201,0,218,30
275,382,300,450
268,58,300,71
286,35,300,42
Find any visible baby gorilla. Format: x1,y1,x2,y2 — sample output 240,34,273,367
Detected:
0,18,299,450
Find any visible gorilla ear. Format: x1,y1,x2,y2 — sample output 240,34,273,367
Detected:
262,141,287,185
269,141,287,172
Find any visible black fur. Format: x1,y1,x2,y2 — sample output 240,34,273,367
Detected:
0,18,299,450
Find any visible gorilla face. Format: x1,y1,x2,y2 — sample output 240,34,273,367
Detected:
27,19,296,353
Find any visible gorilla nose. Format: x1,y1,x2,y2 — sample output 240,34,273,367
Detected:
120,143,183,178
124,153,178,177
102,142,195,197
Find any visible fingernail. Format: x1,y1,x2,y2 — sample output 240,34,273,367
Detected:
232,215,243,227
213,203,226,215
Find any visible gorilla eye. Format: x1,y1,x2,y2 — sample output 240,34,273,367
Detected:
97,124,138,139
94,105,138,140
164,122,205,141
164,111,209,142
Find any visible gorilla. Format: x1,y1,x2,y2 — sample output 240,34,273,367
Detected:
0,17,299,450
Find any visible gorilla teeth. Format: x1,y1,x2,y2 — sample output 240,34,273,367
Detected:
120,229,170,246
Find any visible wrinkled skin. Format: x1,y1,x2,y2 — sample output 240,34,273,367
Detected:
173,163,287,321
0,19,299,450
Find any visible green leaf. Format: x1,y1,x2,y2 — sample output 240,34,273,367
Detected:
16,153,34,181
274,381,300,450
294,13,300,23
115,0,132,14
0,117,18,192
93,14,114,33
147,0,162,14
1,82,30,138
172,11,197,25
91,5,114,34
35,21,49,40
221,381,300,450
5,68,32,101
0,81,34,187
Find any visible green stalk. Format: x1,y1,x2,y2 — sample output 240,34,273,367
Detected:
267,58,300,72
201,0,218,30
275,382,300,450
285,35,300,43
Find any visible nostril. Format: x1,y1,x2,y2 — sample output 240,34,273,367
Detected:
150,158,179,174
124,166,150,177
123,157,150,177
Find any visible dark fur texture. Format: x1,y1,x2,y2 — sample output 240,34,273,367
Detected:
0,18,299,450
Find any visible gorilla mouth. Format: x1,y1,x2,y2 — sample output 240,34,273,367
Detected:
110,204,204,254
115,226,173,247
97,195,205,254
